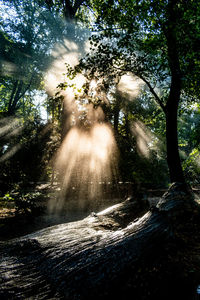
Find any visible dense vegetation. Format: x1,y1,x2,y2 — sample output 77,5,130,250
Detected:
0,0,199,211
0,2,200,299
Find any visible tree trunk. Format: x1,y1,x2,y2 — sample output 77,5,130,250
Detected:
63,0,86,20
0,183,196,299
7,80,18,115
165,96,185,183
7,80,23,116
113,104,120,134
165,0,185,184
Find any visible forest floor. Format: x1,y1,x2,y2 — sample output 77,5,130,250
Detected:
0,185,200,299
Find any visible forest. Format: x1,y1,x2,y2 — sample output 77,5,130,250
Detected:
0,0,200,299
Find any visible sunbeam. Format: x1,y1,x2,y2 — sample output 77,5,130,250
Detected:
48,122,119,212
131,120,154,158
45,36,120,212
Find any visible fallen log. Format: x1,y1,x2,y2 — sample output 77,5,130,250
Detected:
0,183,198,299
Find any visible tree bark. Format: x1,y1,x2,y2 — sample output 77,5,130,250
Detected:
165,0,185,184
7,80,23,116
7,80,18,115
113,103,120,134
63,0,86,20
166,99,185,183
0,183,196,299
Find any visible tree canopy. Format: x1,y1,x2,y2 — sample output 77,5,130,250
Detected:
63,0,200,184
0,0,200,198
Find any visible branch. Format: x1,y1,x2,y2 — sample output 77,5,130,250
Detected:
8,80,18,112
73,0,86,13
138,74,166,113
17,73,35,101
63,0,74,19
44,0,54,11
111,65,166,112
92,27,123,33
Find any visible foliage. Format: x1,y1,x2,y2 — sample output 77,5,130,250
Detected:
0,193,14,209
0,0,200,194
0,190,45,214
183,148,200,185
0,0,65,116
0,115,52,193
14,191,43,214
0,0,67,190
77,0,200,108
67,0,200,184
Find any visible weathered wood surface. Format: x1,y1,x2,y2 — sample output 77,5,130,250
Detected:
0,183,196,299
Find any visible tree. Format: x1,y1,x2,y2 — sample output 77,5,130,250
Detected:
0,0,94,189
73,0,200,185
0,0,54,116
44,0,87,20
0,0,88,117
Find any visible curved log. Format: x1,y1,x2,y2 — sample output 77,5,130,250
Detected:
0,183,198,299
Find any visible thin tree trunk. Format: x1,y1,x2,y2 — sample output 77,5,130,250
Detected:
7,80,18,114
7,80,23,115
113,103,120,134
